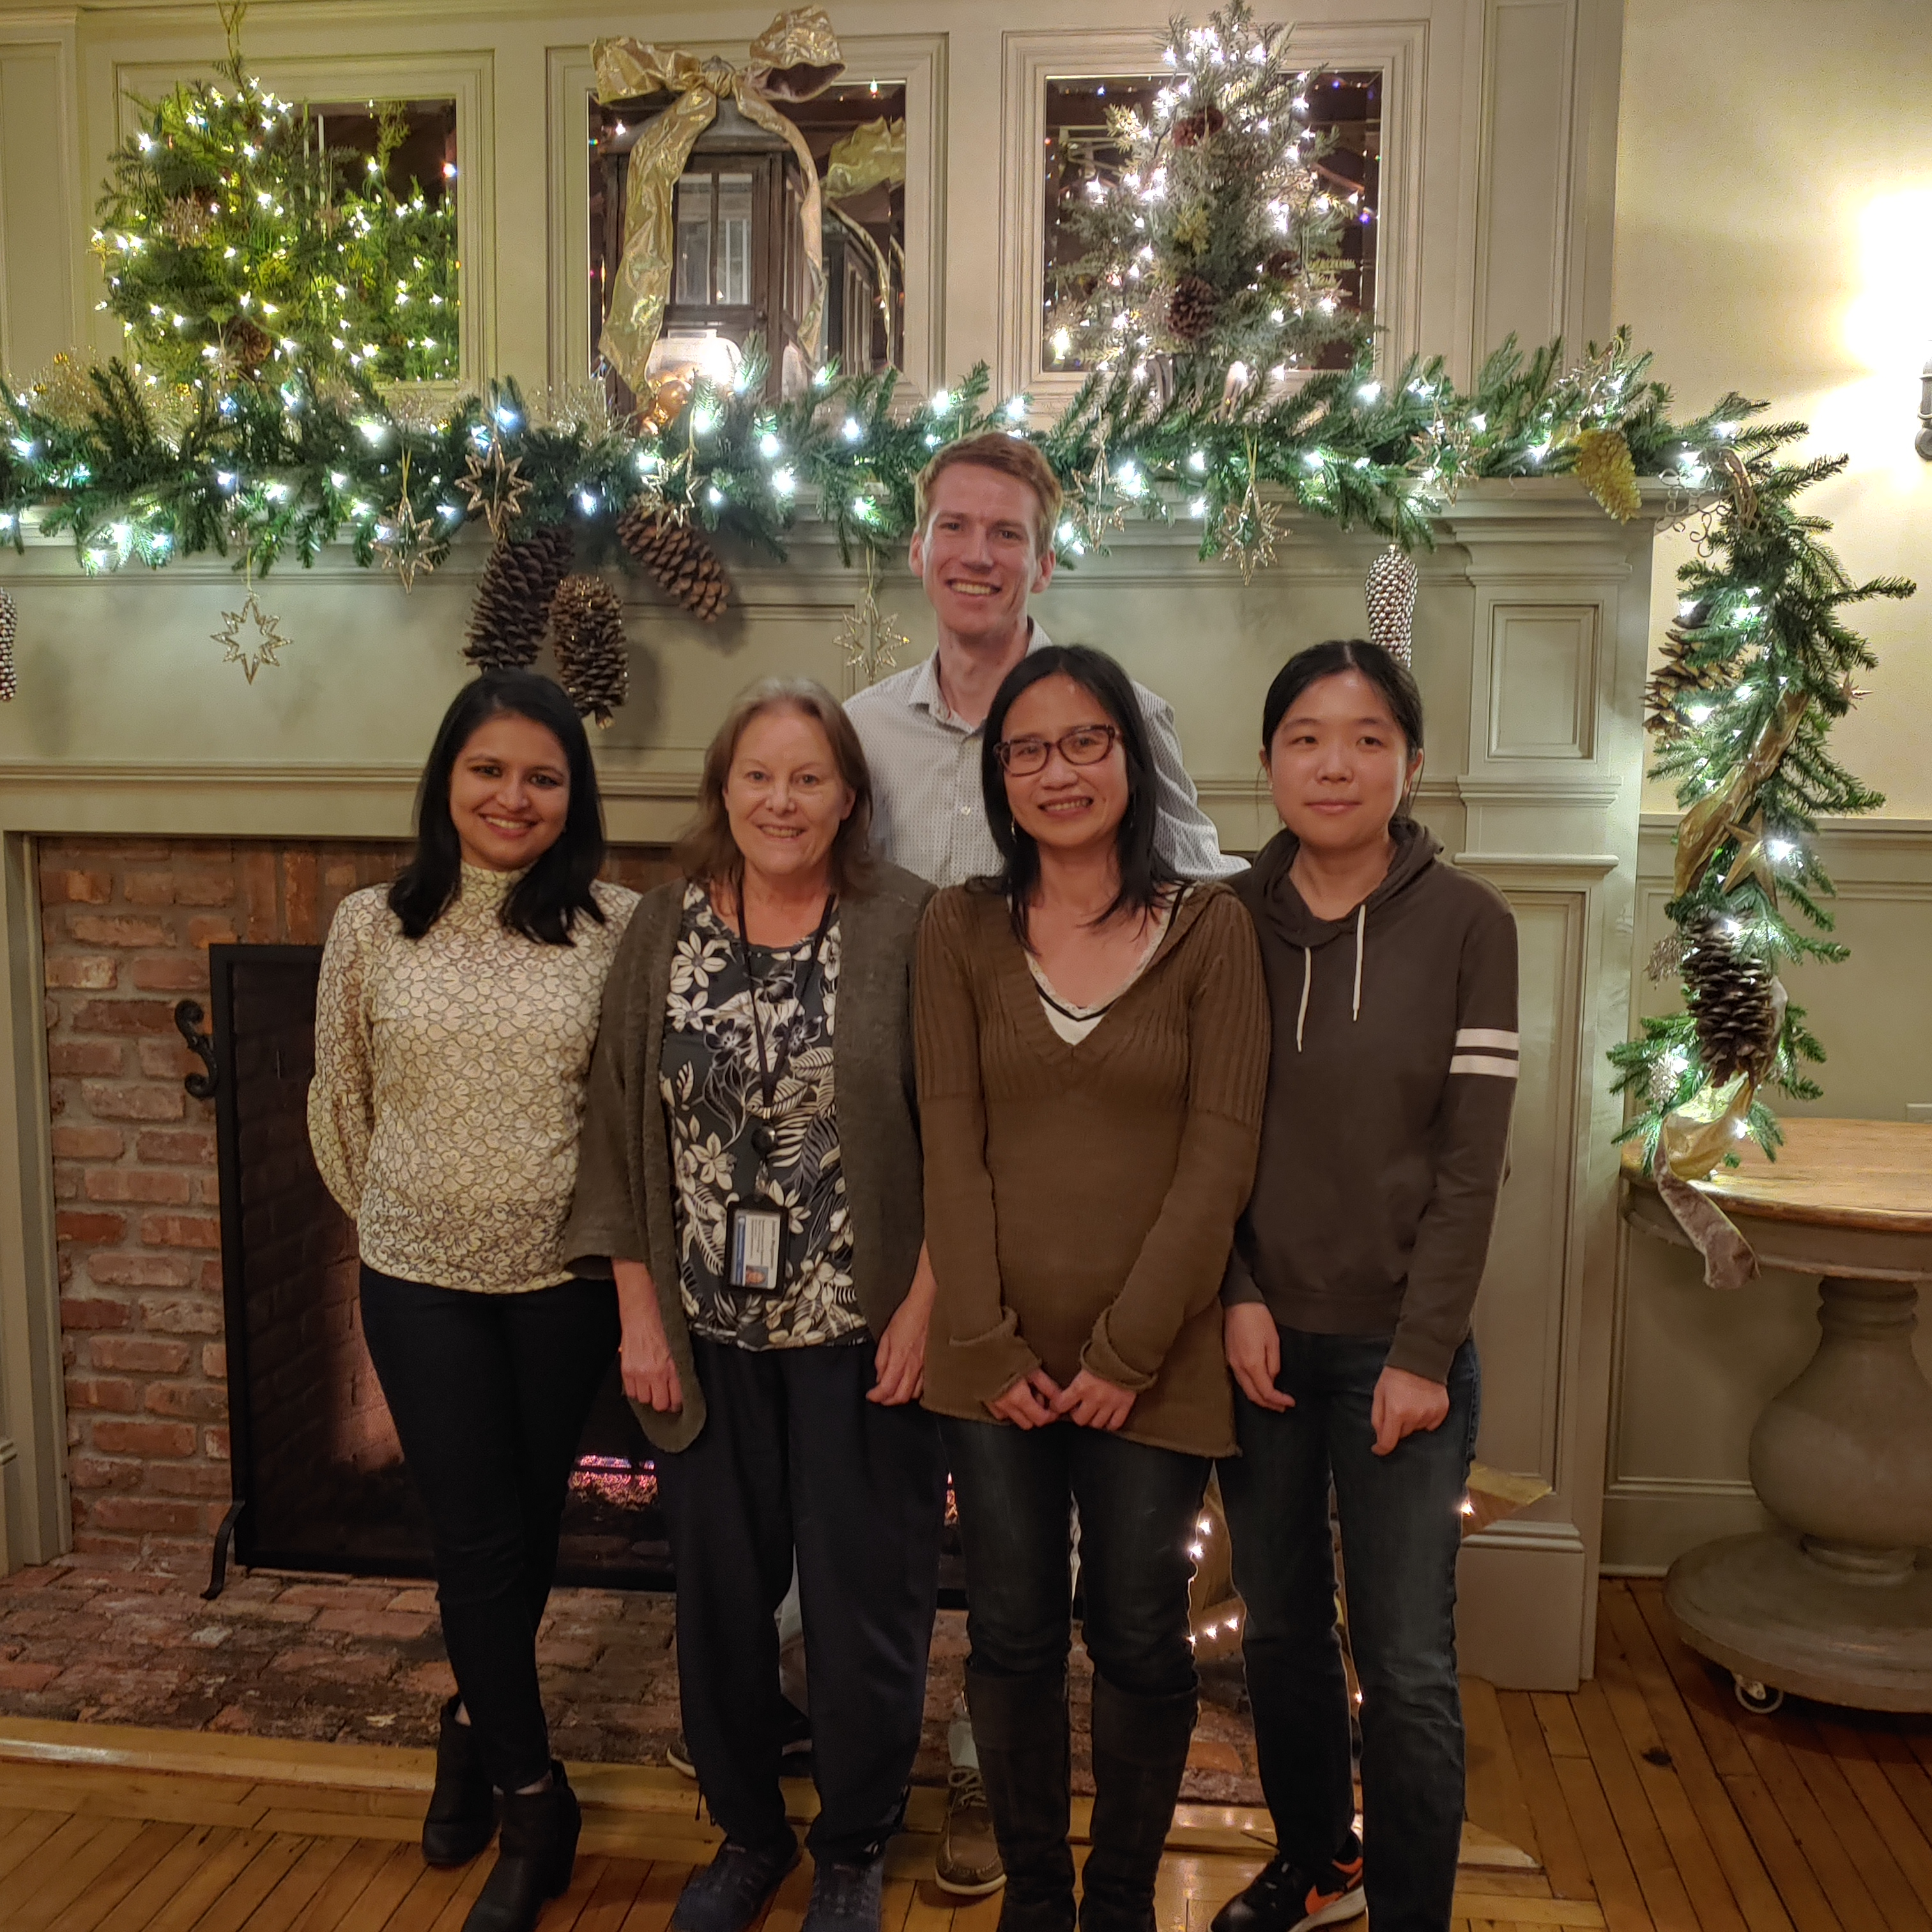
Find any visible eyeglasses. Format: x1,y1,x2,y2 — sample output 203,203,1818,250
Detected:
995,724,1121,776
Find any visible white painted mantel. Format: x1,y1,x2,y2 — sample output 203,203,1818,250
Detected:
0,479,1653,1689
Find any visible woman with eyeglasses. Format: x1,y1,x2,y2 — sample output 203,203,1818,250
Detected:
914,643,1269,1932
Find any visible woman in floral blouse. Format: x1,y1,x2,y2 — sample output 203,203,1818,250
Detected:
566,678,941,1932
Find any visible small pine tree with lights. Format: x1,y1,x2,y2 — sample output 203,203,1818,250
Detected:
93,4,457,388
1050,0,1366,378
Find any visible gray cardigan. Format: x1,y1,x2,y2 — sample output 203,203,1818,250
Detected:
562,864,932,1451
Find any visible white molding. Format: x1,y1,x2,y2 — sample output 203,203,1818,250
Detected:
995,17,1427,411
547,32,946,399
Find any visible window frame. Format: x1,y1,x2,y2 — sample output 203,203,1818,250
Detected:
997,22,1424,411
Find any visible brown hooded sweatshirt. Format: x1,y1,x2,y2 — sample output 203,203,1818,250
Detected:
1223,820,1518,1383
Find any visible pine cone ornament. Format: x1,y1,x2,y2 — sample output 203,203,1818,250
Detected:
464,526,574,671
617,503,730,622
551,573,630,725
1574,426,1642,523
1642,601,1724,739
1365,544,1419,666
1682,911,1778,1087
1171,106,1225,148
0,588,15,702
1167,275,1220,344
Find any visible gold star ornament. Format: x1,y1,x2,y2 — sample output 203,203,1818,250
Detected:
457,444,532,542
214,593,288,682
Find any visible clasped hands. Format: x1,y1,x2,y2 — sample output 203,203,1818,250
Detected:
986,1364,1135,1432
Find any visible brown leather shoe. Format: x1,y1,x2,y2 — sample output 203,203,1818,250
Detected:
934,1764,1005,1897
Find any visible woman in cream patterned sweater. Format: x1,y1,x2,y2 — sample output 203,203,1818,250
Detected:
309,671,636,1932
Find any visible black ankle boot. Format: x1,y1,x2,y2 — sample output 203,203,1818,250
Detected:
1077,1678,1198,1932
965,1666,1075,1932
463,1761,581,1932
423,1697,496,1867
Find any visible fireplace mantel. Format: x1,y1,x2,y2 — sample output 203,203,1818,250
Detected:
0,483,1657,1690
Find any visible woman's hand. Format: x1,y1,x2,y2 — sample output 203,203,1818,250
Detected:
1225,1303,1292,1413
870,1245,937,1406
986,1367,1062,1429
1370,1365,1449,1455
613,1258,683,1414
1052,1368,1136,1432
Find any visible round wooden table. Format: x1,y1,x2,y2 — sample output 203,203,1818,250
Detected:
1620,1118,1932,1713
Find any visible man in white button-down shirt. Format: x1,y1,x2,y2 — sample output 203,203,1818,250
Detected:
841,432,1237,1896
847,432,1241,892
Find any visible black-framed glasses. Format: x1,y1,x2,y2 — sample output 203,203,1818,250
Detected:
995,724,1121,776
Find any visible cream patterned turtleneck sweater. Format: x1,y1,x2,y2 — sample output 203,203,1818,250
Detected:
308,865,639,1292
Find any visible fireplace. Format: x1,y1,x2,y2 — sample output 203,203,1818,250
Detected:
203,940,673,1593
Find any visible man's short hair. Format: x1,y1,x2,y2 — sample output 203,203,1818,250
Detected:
914,432,1064,558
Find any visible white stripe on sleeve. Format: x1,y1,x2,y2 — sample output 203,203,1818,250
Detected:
1455,1028,1520,1051
1448,1054,1520,1079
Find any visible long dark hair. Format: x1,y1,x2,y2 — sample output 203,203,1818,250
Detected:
980,643,1179,941
1261,638,1426,762
389,671,608,946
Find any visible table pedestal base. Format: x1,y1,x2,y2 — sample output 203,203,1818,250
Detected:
1666,1530,1932,1713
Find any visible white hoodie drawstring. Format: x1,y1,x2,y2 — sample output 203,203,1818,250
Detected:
1296,904,1367,1050
1352,903,1366,1022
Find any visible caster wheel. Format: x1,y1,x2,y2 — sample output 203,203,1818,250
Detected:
1733,1674,1784,1715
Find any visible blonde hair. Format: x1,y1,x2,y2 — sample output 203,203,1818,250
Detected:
915,431,1063,557
674,678,876,896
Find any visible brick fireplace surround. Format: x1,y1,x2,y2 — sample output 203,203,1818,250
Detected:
42,836,673,1569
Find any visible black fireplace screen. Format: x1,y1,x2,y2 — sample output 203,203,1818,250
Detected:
207,942,673,1590
205,940,965,1602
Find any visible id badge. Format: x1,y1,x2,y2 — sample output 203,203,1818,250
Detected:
725,1202,785,1292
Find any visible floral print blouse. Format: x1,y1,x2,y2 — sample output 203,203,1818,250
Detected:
659,884,864,1350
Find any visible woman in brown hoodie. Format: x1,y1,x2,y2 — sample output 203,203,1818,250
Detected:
916,643,1269,1932
1213,641,1517,1932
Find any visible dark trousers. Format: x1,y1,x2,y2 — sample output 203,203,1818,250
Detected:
940,1416,1209,1698
1218,1328,1480,1932
358,1265,619,1793
656,1335,946,1860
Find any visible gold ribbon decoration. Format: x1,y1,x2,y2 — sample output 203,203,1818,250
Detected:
1673,686,1808,898
592,11,843,399
1653,1128,1760,1290
824,117,905,203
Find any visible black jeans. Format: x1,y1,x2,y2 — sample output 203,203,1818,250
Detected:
656,1335,946,1860
358,1265,619,1793
1218,1328,1480,1932
941,1416,1209,1699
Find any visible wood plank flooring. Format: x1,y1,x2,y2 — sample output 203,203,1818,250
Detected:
0,1581,1928,1929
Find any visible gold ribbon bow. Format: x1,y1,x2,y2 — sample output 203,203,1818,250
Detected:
592,9,844,399
1673,686,1809,898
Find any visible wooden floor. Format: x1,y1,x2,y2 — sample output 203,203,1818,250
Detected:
0,1580,1929,1931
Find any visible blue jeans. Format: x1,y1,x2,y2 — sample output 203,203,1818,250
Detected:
1218,1329,1480,1932
941,1416,1209,1698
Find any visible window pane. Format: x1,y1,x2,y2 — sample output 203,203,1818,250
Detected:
1041,72,1381,373
674,174,712,305
715,172,753,305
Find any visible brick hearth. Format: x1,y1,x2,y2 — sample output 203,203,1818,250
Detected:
0,1558,1262,1799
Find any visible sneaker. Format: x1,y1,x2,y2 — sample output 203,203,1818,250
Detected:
671,1832,801,1932
1209,1840,1365,1932
801,1848,885,1932
933,1765,1004,1897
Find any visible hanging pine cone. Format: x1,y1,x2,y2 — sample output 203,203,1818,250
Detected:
1167,275,1220,344
551,573,630,725
617,503,730,622
1682,910,1777,1087
1365,544,1420,666
1642,601,1724,739
0,588,16,702
464,525,575,672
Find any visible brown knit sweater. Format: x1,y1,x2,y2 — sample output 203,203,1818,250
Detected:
915,882,1269,1459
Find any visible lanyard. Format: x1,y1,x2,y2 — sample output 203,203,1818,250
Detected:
735,887,838,1112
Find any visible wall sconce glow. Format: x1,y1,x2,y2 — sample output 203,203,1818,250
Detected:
1843,187,1932,456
